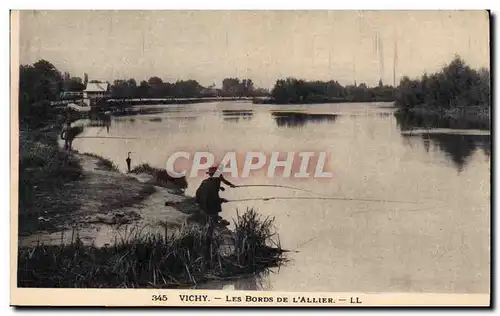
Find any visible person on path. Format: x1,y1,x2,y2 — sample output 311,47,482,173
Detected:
60,121,73,151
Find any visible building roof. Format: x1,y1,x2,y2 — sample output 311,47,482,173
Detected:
84,82,109,92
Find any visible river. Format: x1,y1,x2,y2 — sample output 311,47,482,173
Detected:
71,101,491,294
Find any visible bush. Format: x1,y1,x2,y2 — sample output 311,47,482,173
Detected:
130,163,157,174
395,55,490,110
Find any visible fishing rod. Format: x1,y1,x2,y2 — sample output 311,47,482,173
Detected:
234,184,324,196
225,196,418,204
75,136,140,140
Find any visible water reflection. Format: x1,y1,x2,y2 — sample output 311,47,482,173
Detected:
110,107,166,117
221,109,254,122
403,133,490,172
394,109,490,131
271,111,338,128
78,116,112,133
395,111,491,172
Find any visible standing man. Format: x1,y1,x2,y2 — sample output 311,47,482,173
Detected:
60,121,72,151
104,111,111,133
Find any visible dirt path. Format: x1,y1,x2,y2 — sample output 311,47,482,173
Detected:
19,152,203,247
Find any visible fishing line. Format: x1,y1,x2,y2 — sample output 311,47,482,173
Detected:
293,236,317,252
226,196,418,204
75,136,140,140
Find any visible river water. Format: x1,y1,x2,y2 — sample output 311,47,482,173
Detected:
72,101,490,294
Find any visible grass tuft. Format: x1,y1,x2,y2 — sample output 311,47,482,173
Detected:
18,208,286,288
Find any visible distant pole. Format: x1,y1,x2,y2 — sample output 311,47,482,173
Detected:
126,152,131,173
328,51,331,79
379,33,384,84
393,37,398,87
352,59,356,86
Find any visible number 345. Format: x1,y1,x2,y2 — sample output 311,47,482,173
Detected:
152,295,168,302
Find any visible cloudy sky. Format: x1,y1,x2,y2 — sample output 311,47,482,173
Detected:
18,10,490,89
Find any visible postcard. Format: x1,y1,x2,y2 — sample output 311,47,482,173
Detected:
10,10,491,307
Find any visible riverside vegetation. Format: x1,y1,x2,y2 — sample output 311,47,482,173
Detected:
18,208,286,288
17,60,286,288
393,55,491,130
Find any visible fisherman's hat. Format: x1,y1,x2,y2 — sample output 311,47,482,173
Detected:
206,165,220,176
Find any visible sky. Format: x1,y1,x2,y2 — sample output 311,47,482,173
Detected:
18,10,490,89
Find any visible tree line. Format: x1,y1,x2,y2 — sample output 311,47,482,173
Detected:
109,76,269,99
19,56,489,128
270,78,395,104
394,55,490,110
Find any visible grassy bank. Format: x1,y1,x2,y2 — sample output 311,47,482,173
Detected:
81,152,120,172
67,152,158,213
18,208,286,288
19,125,160,235
19,126,84,234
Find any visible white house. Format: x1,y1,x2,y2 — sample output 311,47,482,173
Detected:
83,82,110,100
83,82,110,106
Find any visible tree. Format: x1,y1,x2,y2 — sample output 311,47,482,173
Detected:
32,60,64,101
394,55,488,110
148,77,164,98
137,80,150,98
222,78,241,96
241,79,254,96
148,76,163,86
64,77,85,91
172,80,202,98
126,79,137,98
110,78,139,99
477,67,490,106
19,59,64,127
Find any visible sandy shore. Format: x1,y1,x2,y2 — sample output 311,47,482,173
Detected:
18,151,205,247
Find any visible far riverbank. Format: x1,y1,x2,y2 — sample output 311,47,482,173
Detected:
252,97,395,105
394,104,490,131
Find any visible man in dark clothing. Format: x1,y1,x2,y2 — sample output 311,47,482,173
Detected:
195,166,236,226
60,121,75,151
195,166,237,265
